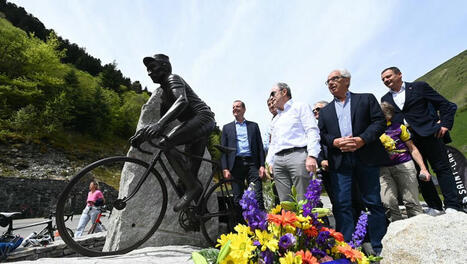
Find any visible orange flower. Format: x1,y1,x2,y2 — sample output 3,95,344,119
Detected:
303,225,318,237
296,250,319,264
268,210,298,227
337,244,363,262
321,227,344,242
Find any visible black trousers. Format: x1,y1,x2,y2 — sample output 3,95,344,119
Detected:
231,157,264,210
412,133,461,210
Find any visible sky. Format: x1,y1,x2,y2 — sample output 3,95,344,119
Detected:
9,0,467,133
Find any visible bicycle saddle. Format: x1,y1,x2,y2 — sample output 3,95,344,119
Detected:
0,212,21,219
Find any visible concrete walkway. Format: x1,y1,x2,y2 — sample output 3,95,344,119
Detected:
13,245,198,264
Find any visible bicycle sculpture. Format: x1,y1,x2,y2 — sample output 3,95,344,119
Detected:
56,54,243,256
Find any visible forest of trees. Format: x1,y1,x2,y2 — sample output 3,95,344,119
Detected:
0,7,150,143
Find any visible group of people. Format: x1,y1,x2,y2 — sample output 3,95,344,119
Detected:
218,67,462,255
129,54,461,255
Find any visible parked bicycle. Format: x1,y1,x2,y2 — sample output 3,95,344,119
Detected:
56,141,244,257
0,211,74,248
87,206,109,235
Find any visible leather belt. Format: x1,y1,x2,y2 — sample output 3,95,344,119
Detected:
276,146,306,156
235,156,252,161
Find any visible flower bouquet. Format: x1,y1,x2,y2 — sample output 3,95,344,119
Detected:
192,177,381,264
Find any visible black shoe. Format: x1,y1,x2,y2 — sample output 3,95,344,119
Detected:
173,188,202,212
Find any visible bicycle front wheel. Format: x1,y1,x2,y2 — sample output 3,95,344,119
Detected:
56,156,168,256
200,179,244,246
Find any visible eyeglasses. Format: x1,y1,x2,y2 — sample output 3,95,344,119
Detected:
325,76,345,86
313,107,321,114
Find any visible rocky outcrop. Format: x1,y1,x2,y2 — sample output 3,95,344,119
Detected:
105,89,216,249
381,211,467,264
0,143,76,180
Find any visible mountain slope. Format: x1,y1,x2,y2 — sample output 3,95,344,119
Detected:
416,50,467,155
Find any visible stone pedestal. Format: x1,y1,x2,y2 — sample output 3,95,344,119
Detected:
105,89,215,249
381,211,467,264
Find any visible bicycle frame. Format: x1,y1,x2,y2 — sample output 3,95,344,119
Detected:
120,141,221,208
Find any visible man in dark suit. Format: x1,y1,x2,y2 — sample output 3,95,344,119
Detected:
381,66,461,213
318,69,389,255
221,100,265,209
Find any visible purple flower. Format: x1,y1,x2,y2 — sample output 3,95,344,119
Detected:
261,250,274,264
349,211,368,249
302,176,322,217
239,188,267,230
279,233,296,250
316,230,330,246
310,247,326,258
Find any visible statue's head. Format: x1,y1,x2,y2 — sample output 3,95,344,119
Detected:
143,54,172,83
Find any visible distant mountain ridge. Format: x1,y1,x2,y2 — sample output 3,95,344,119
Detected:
416,50,467,155
417,50,467,108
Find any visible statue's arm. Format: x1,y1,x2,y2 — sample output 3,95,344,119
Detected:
155,75,189,129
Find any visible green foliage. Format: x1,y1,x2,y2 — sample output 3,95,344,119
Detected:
0,17,147,145
417,49,467,156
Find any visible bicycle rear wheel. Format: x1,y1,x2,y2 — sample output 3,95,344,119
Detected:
56,156,168,256
200,179,244,246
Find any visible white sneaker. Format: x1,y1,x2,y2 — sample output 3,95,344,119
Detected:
445,208,458,214
425,208,443,216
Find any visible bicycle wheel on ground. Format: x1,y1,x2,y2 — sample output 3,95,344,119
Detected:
56,156,168,256
200,179,244,246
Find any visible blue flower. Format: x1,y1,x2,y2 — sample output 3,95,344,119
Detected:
349,211,368,249
279,233,296,250
239,187,267,230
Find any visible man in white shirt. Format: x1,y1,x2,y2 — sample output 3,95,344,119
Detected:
266,82,321,202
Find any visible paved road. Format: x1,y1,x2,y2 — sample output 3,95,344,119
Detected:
0,213,111,239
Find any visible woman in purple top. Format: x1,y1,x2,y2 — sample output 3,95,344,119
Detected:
379,102,430,221
75,180,105,237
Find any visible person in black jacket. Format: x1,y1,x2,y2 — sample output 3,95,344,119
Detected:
221,100,265,209
318,69,390,255
381,66,461,213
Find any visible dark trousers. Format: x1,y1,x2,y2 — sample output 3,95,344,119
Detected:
412,133,461,210
321,171,366,223
329,154,387,254
231,157,264,210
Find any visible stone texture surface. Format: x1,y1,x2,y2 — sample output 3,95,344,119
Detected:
12,245,197,263
381,211,467,264
105,89,216,250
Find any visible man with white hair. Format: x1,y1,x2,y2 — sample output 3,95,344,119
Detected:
318,69,390,255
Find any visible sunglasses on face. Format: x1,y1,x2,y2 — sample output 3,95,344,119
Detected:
313,107,321,114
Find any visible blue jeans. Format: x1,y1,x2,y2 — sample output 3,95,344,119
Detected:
75,205,101,237
330,154,387,254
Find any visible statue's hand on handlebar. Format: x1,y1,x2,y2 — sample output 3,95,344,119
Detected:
129,123,164,148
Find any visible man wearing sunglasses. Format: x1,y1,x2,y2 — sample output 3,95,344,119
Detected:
265,82,321,202
318,69,390,255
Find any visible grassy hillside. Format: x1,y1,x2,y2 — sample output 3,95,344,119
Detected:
416,50,467,156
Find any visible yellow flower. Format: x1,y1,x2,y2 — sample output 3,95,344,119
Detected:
216,232,237,248
228,233,256,262
294,215,311,229
279,251,303,264
235,224,253,236
255,229,279,252
357,255,370,264
379,134,396,151
220,254,247,264
270,204,282,214
268,223,282,237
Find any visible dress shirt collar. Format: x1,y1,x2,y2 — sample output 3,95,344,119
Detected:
334,91,351,103
389,82,405,94
277,99,293,114
235,119,247,125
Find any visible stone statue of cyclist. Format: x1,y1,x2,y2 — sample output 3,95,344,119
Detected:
130,54,215,212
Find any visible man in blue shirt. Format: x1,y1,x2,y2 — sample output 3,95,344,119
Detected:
221,100,266,209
